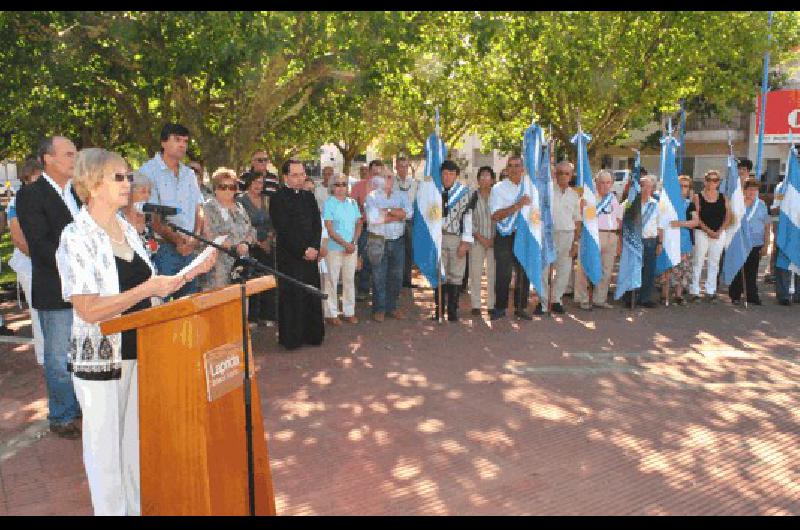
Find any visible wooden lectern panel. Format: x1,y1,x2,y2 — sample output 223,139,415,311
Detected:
101,278,276,515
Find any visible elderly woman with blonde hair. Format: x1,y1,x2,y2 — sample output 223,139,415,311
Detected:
121,171,158,257
55,147,216,515
201,167,257,290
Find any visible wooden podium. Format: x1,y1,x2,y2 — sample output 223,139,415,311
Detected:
99,276,277,515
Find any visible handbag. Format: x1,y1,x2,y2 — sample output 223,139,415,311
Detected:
366,232,386,267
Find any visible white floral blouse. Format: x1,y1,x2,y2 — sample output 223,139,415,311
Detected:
56,207,156,380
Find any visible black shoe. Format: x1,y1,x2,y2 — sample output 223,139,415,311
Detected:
640,301,657,308
489,309,506,321
471,308,482,316
0,325,14,336
748,299,762,306
551,303,565,314
779,299,792,306
514,309,533,321
731,299,741,306
50,422,80,440
532,303,545,315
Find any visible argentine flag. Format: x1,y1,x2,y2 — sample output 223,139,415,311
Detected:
526,125,557,267
776,145,800,277
614,152,643,299
571,129,602,285
515,124,544,296
413,132,446,288
721,154,753,284
655,133,684,275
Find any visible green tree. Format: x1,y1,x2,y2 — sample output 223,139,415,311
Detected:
476,11,800,162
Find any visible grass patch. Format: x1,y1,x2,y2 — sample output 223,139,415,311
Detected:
1,232,17,289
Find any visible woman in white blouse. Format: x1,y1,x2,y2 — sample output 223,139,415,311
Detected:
56,148,215,515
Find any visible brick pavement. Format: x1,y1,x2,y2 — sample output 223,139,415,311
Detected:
0,276,798,515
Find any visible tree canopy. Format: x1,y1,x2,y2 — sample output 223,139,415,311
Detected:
2,11,798,170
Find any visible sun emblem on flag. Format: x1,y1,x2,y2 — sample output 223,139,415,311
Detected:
584,206,597,221
428,204,442,222
529,208,541,226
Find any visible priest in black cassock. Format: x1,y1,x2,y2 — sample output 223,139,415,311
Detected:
269,159,325,350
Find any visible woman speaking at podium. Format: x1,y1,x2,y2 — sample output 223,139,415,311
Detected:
55,148,216,516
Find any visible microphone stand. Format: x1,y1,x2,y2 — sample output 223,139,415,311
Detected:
163,219,326,516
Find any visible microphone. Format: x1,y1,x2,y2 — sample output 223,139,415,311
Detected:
134,202,181,216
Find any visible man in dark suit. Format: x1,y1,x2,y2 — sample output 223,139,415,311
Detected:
17,136,82,439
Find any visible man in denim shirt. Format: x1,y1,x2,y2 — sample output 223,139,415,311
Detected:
138,123,205,298
364,171,412,321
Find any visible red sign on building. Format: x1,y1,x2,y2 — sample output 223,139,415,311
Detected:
755,89,800,143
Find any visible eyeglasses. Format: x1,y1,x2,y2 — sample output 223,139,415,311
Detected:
216,184,238,191
253,157,268,163
707,178,720,183
113,172,134,183
333,182,348,187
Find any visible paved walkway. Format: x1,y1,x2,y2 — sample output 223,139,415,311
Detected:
1,278,798,515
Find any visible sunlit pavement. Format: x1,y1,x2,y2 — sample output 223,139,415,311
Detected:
1,273,798,515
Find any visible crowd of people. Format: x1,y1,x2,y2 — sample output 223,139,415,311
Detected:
4,122,797,515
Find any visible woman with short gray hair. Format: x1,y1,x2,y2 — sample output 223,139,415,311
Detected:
122,171,158,256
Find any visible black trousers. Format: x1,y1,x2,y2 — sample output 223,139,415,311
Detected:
493,232,529,311
403,220,413,285
248,243,277,321
729,245,763,302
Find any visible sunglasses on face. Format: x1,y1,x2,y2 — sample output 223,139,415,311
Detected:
113,172,134,183
216,184,238,191
707,178,720,183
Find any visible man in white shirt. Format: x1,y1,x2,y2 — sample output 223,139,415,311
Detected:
540,161,581,314
575,170,623,309
393,156,418,288
638,175,664,308
314,165,333,211
489,155,534,321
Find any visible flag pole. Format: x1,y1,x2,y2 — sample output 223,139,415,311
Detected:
435,105,444,324
755,11,774,182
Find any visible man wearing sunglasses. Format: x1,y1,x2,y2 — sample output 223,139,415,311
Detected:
249,150,281,199
138,123,205,298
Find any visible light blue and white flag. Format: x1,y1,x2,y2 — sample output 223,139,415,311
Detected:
776,144,800,277
614,151,643,300
515,124,544,296
721,154,753,284
528,125,557,267
571,128,602,285
413,127,446,288
655,129,684,275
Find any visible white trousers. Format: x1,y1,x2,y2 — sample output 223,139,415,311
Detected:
16,270,44,364
575,231,619,305
691,229,726,296
73,360,140,516
468,242,495,310
540,230,575,307
326,250,357,318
